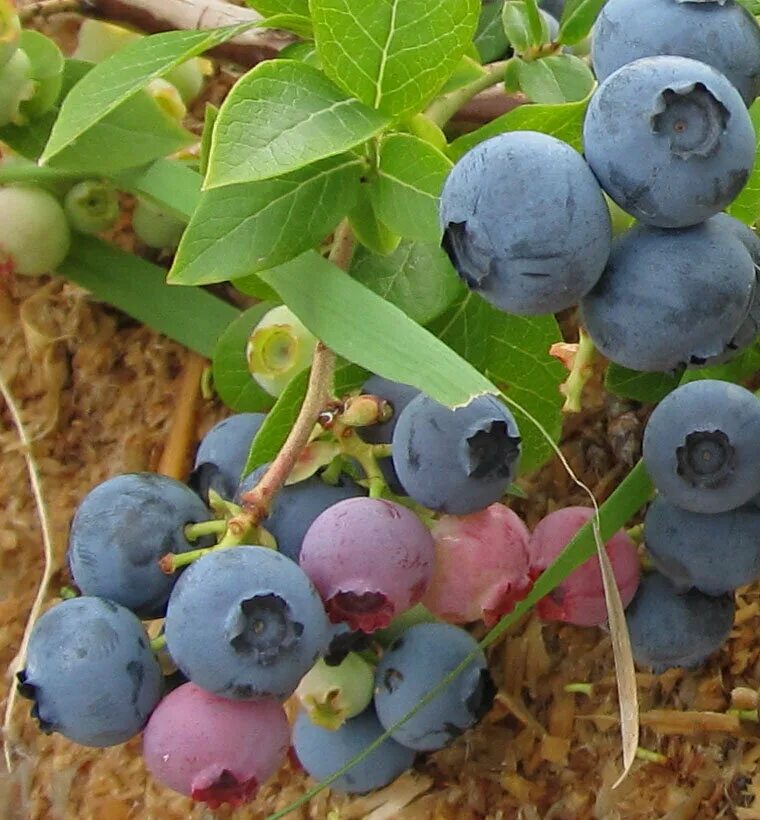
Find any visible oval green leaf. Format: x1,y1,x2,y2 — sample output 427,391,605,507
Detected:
310,0,479,118
205,60,389,188
517,54,595,104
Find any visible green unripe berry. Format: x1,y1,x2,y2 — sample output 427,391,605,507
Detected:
64,180,120,235
72,19,141,63
0,186,71,276
0,0,20,70
0,49,34,127
295,653,374,730
246,305,318,398
132,199,186,251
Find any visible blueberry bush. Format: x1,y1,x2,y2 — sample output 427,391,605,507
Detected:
6,0,760,813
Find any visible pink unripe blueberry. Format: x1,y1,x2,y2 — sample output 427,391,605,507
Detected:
300,497,435,633
142,683,289,809
422,503,532,626
527,506,640,627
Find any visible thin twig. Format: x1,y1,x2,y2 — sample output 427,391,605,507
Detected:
237,221,353,522
0,372,56,773
425,59,513,127
157,352,206,481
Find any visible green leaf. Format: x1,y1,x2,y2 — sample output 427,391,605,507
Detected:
43,90,193,174
428,291,564,474
0,162,85,187
205,60,388,188
558,0,606,45
199,103,218,177
728,100,760,225
310,0,480,118
244,362,367,473
258,251,497,406
58,236,238,357
439,55,487,95
604,364,681,403
19,30,64,117
502,0,547,51
116,159,201,221
517,54,594,103
170,154,363,285
475,0,510,62
256,13,314,38
41,25,250,165
348,192,401,255
247,0,309,15
349,240,462,324
736,0,760,12
449,97,588,159
212,304,278,412
277,41,320,65
369,133,452,242
234,273,282,302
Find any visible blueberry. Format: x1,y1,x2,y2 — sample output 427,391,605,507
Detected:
591,0,760,106
580,221,755,372
583,56,756,228
391,393,521,515
439,131,611,315
528,506,641,627
0,185,70,276
236,468,366,563
625,571,734,672
68,472,214,618
701,214,760,360
373,622,495,751
357,375,420,493
143,682,290,808
645,495,760,596
642,380,760,513
18,597,163,747
300,498,435,633
164,545,330,700
189,412,266,502
292,706,415,794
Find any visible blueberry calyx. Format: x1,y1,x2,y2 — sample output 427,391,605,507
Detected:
676,429,735,488
650,83,729,159
226,594,303,663
191,768,258,809
326,589,394,633
463,420,521,480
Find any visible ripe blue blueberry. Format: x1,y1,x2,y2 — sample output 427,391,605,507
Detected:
583,56,756,228
591,0,760,106
18,597,163,746
236,467,365,563
292,707,415,794
165,545,330,700
625,571,734,672
644,495,760,596
580,221,755,372
642,380,760,513
373,623,495,751
439,131,611,315
67,473,213,618
392,393,521,515
189,413,266,502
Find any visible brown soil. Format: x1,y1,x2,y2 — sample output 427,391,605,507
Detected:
3,7,760,820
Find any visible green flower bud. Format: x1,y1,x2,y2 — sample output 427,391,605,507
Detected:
132,199,186,251
0,49,34,127
72,20,141,63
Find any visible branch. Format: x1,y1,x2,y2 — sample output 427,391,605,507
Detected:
237,221,354,523
20,0,294,66
426,59,513,127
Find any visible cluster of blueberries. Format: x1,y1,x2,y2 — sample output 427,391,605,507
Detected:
623,379,760,672
443,0,760,374
18,372,652,806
